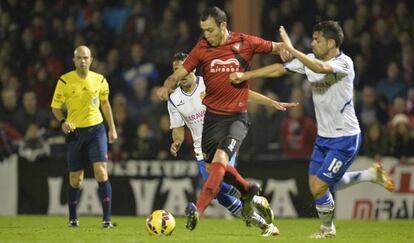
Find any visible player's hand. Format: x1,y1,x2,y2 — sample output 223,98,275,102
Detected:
61,121,75,134
156,86,171,101
108,128,118,143
280,44,293,62
271,101,299,111
170,141,181,157
279,26,294,51
229,72,248,84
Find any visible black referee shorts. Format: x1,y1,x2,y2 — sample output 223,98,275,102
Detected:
201,111,250,164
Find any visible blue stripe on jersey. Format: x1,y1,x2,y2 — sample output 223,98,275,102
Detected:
168,97,177,108
340,98,353,114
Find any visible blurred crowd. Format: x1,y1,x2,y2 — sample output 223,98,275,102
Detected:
0,0,413,163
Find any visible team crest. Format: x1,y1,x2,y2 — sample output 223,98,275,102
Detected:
232,42,241,52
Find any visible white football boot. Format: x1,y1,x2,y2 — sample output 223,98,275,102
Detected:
252,196,274,224
261,223,280,237
309,224,336,239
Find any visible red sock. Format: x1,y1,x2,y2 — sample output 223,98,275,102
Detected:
223,165,250,195
196,162,226,216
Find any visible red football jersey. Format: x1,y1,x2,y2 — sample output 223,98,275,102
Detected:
183,32,273,114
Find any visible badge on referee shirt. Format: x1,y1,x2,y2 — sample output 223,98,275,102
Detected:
92,96,98,107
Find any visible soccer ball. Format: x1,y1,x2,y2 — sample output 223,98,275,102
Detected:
145,210,176,236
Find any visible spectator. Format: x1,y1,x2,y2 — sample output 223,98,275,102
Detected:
14,90,49,134
126,77,150,119
407,87,414,114
83,10,115,57
123,43,159,88
389,114,414,161
280,103,317,158
361,122,390,159
376,61,407,104
156,114,174,160
18,123,50,162
128,121,159,160
0,121,21,160
105,48,125,95
372,18,400,78
44,117,65,160
122,1,151,46
244,91,286,157
356,86,388,129
0,88,19,124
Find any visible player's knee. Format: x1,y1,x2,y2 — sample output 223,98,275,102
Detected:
93,164,108,182
311,188,323,199
212,150,228,164
69,174,83,188
310,184,328,199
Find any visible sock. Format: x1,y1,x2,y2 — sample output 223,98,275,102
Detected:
223,165,250,195
198,160,242,199
332,170,376,192
219,182,242,198
315,191,335,228
196,162,226,216
98,180,112,222
250,211,268,229
216,192,242,217
252,195,262,205
68,186,80,221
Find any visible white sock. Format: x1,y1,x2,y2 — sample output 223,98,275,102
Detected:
334,170,376,191
250,211,268,229
252,195,262,205
315,191,335,229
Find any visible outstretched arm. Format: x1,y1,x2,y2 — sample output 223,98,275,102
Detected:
157,66,189,101
279,26,333,74
248,90,298,111
230,63,287,84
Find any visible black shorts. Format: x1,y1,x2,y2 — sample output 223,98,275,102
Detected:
66,123,108,172
201,111,250,163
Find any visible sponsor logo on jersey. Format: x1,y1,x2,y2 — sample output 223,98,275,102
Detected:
186,110,206,123
176,100,185,106
210,58,240,73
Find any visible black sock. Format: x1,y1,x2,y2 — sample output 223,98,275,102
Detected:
98,180,112,222
68,186,80,221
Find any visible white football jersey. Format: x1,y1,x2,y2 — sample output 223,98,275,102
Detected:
284,52,360,137
167,76,206,160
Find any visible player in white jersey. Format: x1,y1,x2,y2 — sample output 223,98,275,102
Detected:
229,21,394,238
167,52,297,236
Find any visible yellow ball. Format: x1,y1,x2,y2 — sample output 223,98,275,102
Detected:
145,210,176,236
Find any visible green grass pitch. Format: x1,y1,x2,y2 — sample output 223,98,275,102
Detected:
0,216,413,242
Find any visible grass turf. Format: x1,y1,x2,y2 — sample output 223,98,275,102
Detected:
0,216,413,243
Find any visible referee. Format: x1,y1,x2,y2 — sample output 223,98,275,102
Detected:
51,45,118,228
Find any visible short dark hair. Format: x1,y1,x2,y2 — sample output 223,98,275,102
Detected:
200,6,227,26
172,52,188,62
313,21,344,48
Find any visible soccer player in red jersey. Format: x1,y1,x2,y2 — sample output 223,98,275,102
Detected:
157,6,290,231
